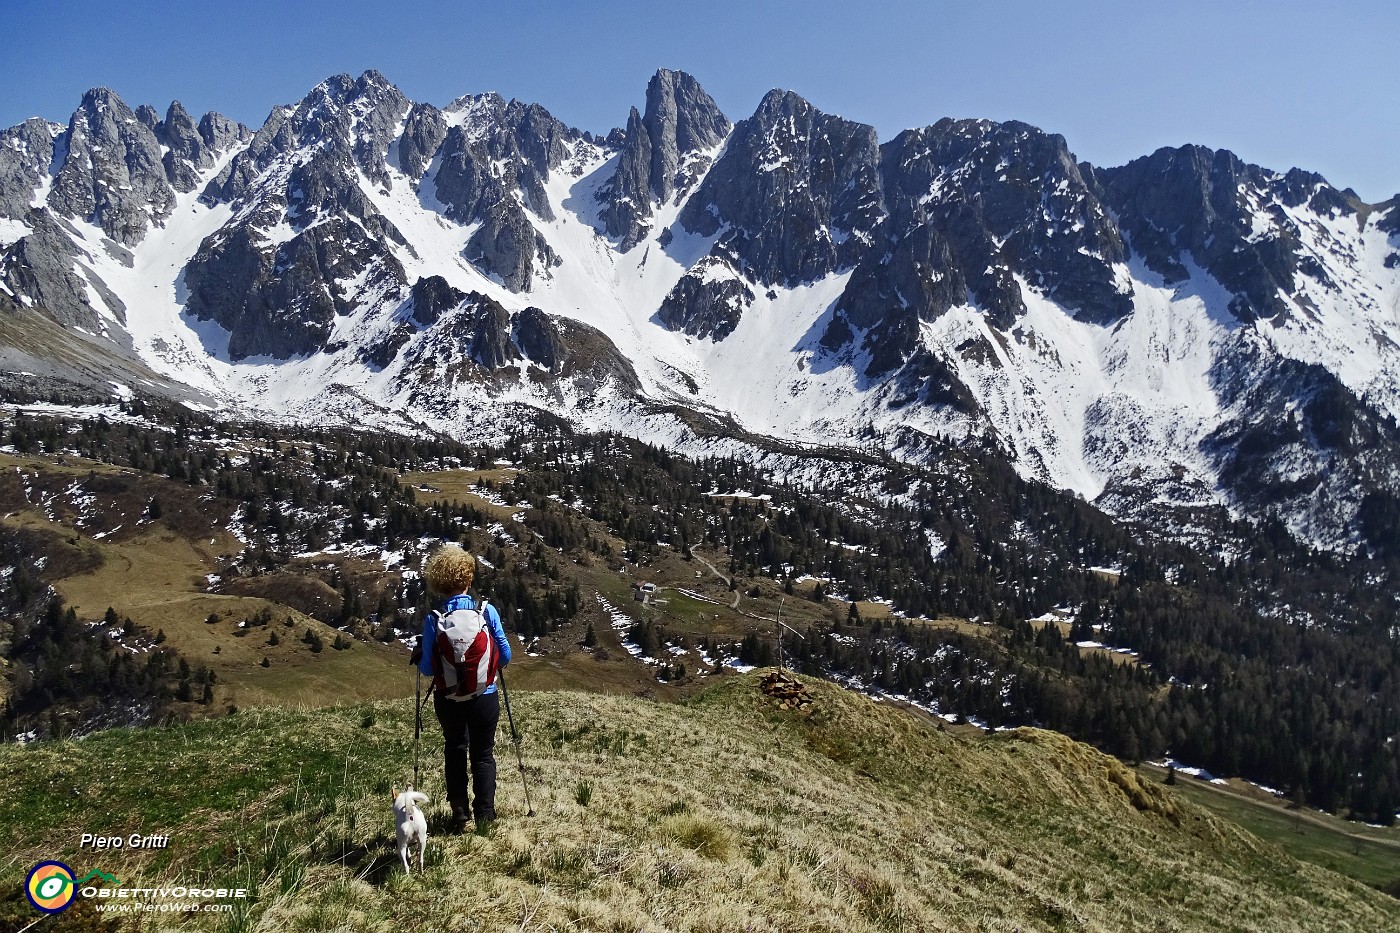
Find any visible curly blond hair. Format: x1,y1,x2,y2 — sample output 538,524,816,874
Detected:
423,544,476,596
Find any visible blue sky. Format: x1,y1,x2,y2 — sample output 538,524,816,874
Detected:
5,0,1397,201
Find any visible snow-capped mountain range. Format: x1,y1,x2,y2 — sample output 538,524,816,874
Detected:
1,69,1398,554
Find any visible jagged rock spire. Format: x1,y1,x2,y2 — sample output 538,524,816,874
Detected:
598,69,730,248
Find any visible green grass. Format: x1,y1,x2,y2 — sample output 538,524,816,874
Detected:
2,673,1396,932
649,587,730,627
1138,764,1400,894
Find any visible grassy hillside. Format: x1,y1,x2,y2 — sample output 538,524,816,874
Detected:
0,448,408,722
1136,762,1400,896
2,672,1396,932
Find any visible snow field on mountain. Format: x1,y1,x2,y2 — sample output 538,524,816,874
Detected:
529,140,876,442
366,115,489,296
0,217,30,248
59,151,239,394
1260,203,1400,420
891,257,1238,503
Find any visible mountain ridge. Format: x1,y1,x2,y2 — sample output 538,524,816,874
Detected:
1,68,1398,557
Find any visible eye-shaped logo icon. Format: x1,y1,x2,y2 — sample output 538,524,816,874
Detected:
26,861,76,913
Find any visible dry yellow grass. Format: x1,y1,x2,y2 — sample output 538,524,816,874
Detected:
0,448,408,711
45,528,407,708
399,468,523,521
3,673,1393,932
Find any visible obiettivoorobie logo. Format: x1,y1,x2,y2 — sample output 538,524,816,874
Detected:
25,862,74,914
23,857,248,916
23,863,121,914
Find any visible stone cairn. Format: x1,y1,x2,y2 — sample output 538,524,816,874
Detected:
760,671,814,711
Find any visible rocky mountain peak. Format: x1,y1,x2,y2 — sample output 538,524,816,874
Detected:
0,88,249,330
428,95,581,291
205,69,409,207
295,70,410,185
1094,144,1310,320
304,69,400,111
134,103,161,131
356,68,394,91
596,106,651,247
643,69,730,202
442,93,509,141
181,71,417,359
165,99,194,124
1275,166,1357,214
397,102,447,179
78,86,124,113
157,99,214,192
48,85,175,246
652,89,885,344
181,71,584,366
677,88,883,287
0,117,60,218
754,87,806,116
596,70,729,249
879,117,1128,329
196,110,249,153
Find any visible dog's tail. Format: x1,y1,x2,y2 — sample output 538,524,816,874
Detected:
393,785,430,818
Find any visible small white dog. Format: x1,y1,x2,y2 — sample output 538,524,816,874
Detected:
392,786,430,873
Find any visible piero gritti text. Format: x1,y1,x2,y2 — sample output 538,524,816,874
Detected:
79,832,171,850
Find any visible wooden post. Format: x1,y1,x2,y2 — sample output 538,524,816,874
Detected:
775,598,803,673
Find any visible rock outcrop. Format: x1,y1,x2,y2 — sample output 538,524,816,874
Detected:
429,93,580,290
679,89,884,287
47,88,176,247
598,69,731,248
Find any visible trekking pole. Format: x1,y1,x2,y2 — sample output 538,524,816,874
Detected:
412,663,432,789
496,667,535,817
413,667,422,790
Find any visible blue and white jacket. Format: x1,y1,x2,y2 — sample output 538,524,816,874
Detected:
416,594,511,695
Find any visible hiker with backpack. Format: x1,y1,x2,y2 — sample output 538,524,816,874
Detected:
409,544,511,834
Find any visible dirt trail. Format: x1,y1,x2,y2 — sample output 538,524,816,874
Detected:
1137,762,1400,850
690,549,740,609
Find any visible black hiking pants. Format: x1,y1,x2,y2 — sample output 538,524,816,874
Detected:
434,690,500,820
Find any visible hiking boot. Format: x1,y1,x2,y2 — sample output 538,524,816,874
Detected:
474,808,496,836
449,801,471,835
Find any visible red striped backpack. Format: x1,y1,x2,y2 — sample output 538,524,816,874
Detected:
430,600,499,700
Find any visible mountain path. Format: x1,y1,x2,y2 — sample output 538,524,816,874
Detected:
689,549,740,609
1136,762,1400,851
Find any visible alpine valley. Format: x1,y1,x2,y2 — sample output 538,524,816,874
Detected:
5,67,1400,833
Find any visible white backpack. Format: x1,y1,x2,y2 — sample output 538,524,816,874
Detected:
430,601,498,700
